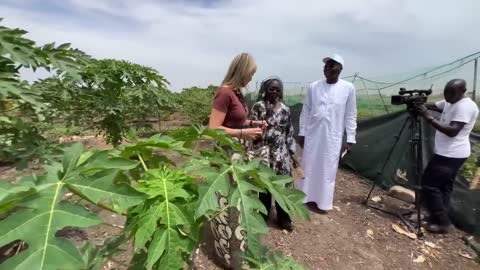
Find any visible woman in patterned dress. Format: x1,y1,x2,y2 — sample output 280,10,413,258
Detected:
250,77,297,231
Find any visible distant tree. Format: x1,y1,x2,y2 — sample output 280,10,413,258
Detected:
36,59,177,146
179,85,217,125
0,18,90,166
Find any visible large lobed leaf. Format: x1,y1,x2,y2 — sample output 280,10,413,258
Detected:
167,125,242,153
186,156,267,258
0,18,90,72
255,166,309,221
0,19,91,166
146,227,191,270
0,19,37,67
229,162,269,257
185,164,230,219
0,143,146,269
129,167,198,270
186,151,309,262
0,201,101,270
0,182,35,215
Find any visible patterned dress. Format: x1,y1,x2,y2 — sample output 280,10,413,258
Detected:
250,101,296,175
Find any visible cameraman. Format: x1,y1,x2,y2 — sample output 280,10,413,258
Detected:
415,79,479,233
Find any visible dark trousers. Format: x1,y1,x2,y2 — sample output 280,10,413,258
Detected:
259,191,291,224
421,154,467,226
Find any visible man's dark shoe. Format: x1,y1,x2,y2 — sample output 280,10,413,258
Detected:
305,202,328,214
426,223,453,234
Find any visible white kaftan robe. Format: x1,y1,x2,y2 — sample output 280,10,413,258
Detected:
298,79,357,210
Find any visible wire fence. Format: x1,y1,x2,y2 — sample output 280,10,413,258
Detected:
248,52,480,121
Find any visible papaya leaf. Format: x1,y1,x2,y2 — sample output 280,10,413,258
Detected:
120,135,189,169
62,142,83,176
185,156,269,259
0,22,38,67
0,182,36,215
147,227,190,270
78,150,140,174
167,125,242,152
130,167,198,270
79,242,104,270
185,163,231,219
52,143,145,213
65,169,145,213
0,142,148,269
37,42,90,79
0,175,101,270
133,201,166,249
229,164,269,257
256,166,309,221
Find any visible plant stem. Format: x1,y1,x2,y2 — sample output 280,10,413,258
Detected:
67,185,127,216
137,153,148,171
208,205,235,221
192,140,201,155
103,222,125,229
14,241,24,255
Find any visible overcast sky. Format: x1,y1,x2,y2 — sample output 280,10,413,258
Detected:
1,0,480,91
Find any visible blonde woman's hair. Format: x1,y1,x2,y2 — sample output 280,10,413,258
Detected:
222,52,257,90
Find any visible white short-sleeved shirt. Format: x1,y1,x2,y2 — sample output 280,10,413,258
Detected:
434,97,479,158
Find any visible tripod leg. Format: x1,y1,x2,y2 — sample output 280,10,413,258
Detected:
364,184,376,204
364,116,410,204
415,117,424,237
407,114,424,237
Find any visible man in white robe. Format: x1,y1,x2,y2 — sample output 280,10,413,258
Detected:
298,54,357,212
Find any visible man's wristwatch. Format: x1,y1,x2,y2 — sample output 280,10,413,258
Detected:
426,116,434,122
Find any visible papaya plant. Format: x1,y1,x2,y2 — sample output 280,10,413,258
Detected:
0,126,308,269
178,85,217,125
33,59,178,146
0,18,91,166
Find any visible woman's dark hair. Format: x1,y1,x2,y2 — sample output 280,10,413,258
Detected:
257,77,284,102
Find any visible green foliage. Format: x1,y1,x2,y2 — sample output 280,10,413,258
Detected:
180,127,307,262
185,149,308,260
130,167,199,269
474,120,479,133
0,143,144,269
0,127,308,269
34,59,177,146
0,20,307,269
464,143,479,180
0,18,90,165
179,85,217,125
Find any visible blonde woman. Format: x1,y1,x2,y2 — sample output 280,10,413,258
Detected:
206,52,266,269
209,52,266,139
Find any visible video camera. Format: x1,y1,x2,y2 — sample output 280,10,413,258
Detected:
391,87,432,107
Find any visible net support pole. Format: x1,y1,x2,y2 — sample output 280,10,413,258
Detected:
473,58,478,102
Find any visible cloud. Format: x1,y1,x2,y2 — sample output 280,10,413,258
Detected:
1,0,479,91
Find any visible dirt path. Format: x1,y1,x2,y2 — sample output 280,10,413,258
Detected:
266,170,477,269
190,169,478,270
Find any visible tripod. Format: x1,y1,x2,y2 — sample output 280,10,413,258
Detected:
364,107,425,238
